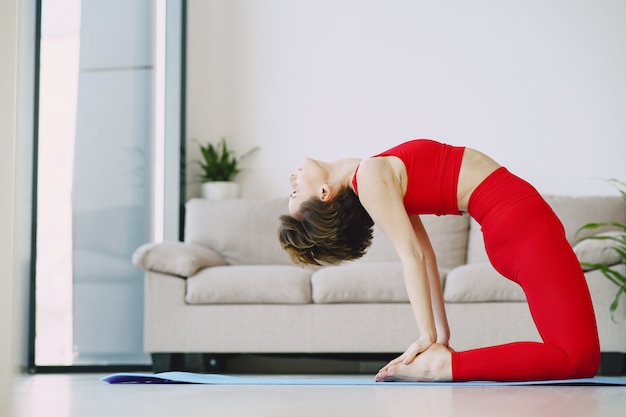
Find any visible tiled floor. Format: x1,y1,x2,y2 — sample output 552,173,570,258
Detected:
12,373,626,417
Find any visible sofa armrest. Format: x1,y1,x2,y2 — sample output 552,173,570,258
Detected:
132,241,228,277
573,231,623,271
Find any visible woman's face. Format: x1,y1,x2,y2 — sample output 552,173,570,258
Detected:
288,158,326,217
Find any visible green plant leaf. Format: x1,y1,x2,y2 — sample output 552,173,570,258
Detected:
195,138,258,182
613,246,626,260
576,221,626,239
581,262,625,287
608,178,626,201
577,178,626,321
609,286,626,323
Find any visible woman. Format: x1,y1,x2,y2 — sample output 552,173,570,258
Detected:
279,139,600,382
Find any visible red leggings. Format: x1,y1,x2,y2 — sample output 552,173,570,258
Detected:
451,168,600,381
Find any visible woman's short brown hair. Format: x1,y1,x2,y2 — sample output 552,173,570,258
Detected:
278,188,374,265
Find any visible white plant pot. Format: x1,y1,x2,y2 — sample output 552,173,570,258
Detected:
201,181,240,200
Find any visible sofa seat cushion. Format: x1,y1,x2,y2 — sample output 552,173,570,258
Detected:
185,265,313,304
443,263,526,302
311,262,409,303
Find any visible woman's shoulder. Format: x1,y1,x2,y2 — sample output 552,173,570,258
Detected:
354,155,407,196
360,154,405,170
357,155,402,177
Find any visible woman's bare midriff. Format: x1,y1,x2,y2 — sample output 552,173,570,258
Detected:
456,148,501,212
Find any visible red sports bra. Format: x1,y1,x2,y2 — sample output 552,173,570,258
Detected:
352,139,465,216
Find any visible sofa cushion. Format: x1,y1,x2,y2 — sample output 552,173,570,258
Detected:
185,265,312,304
360,214,469,271
311,262,408,303
185,198,293,265
573,231,623,269
466,218,488,264
421,213,470,270
545,195,626,243
132,241,228,277
443,263,526,302
466,195,626,264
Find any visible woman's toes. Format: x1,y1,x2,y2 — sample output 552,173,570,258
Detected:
375,367,391,382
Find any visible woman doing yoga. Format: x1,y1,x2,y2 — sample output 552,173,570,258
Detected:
279,139,600,382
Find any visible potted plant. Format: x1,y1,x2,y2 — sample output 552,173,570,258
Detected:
197,138,258,200
576,179,626,321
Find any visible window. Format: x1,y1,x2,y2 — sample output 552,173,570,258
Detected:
31,0,183,369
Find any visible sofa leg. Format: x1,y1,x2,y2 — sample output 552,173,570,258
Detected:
202,354,229,373
600,352,625,376
151,353,186,373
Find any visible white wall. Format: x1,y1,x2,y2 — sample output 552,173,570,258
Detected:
187,0,626,200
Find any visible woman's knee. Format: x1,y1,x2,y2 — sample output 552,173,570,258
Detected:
570,345,600,378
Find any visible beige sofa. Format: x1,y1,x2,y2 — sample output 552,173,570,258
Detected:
133,195,626,372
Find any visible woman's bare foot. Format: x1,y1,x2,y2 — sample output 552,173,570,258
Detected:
375,343,453,382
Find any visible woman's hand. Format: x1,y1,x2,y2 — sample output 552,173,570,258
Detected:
380,337,435,373
400,338,435,364
376,343,454,382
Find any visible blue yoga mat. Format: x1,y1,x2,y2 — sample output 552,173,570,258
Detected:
101,372,626,386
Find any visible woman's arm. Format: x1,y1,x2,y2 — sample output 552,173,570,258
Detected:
356,158,437,361
409,215,450,346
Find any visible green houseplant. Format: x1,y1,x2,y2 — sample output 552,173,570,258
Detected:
197,138,258,200
576,179,626,321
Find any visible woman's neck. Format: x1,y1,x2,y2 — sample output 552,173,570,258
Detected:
325,158,362,191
